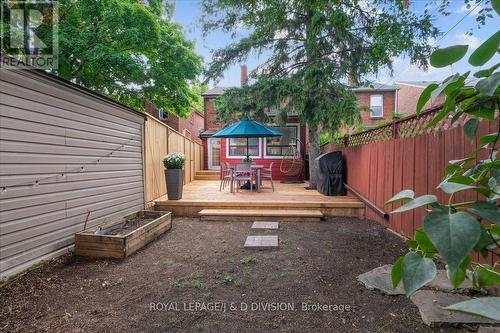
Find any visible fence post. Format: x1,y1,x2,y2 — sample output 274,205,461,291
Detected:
343,134,349,147
392,121,398,139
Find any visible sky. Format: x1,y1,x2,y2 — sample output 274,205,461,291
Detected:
173,0,499,88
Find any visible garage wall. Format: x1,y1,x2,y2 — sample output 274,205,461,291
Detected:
0,69,146,279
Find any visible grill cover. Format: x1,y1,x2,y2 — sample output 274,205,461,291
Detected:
315,151,346,196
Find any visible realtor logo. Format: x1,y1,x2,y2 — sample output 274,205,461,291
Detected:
1,0,58,69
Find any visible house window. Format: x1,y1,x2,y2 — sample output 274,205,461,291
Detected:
265,125,299,157
159,110,169,120
227,138,260,157
370,95,383,118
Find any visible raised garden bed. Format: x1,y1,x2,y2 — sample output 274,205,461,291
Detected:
75,210,171,258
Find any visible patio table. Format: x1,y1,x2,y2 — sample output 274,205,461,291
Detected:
230,165,264,193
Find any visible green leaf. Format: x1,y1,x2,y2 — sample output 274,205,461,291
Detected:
386,189,415,205
466,107,496,120
414,228,437,255
474,63,500,78
430,45,469,68
445,165,463,173
469,201,500,225
479,132,499,145
446,297,500,321
405,239,418,249
473,265,500,288
449,157,474,165
392,195,437,213
447,175,474,185
493,0,500,16
431,74,459,101
446,255,471,288
416,83,439,114
469,31,500,67
464,118,479,142
438,181,477,194
475,72,500,96
402,252,437,296
423,211,481,273
392,256,404,289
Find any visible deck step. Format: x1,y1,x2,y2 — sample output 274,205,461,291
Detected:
195,175,219,180
199,208,323,222
196,170,219,175
195,170,219,180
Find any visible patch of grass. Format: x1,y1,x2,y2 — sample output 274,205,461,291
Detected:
195,323,204,332
63,310,72,321
161,258,174,266
173,274,206,290
223,274,235,285
241,255,257,264
101,280,111,288
193,279,205,290
116,277,124,285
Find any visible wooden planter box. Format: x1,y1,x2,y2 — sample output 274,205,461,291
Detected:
75,210,171,258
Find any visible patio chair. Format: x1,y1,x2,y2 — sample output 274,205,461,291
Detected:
261,162,274,192
219,162,233,191
233,163,254,192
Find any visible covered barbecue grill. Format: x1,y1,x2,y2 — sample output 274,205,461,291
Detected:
315,151,346,196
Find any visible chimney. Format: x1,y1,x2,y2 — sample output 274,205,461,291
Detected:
240,64,248,86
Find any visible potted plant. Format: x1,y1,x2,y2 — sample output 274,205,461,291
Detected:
243,156,253,164
163,153,185,200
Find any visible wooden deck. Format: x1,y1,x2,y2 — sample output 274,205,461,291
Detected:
154,180,365,219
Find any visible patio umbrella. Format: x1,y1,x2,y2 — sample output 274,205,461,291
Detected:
212,117,282,160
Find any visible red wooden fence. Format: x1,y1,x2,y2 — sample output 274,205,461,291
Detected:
323,113,499,266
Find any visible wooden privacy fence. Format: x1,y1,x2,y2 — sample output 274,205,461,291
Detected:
323,107,499,266
144,114,203,203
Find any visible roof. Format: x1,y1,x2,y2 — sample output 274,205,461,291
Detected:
1,56,145,118
396,80,479,89
349,83,399,92
202,87,230,97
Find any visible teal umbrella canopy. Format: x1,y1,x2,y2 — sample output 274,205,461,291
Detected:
212,118,282,138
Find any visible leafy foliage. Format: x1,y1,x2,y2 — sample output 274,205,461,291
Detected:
386,10,499,318
38,0,202,116
201,0,439,186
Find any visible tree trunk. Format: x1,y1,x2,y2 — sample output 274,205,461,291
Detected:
307,125,321,189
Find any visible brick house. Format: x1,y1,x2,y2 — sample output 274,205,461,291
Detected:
199,66,306,180
144,100,204,144
350,83,399,128
395,81,445,116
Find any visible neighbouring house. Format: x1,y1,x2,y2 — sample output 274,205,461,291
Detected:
144,100,204,144
395,80,479,116
350,83,399,128
395,81,445,116
199,65,307,181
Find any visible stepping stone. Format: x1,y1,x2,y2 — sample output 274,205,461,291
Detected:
251,221,279,229
358,265,473,296
478,327,500,333
244,235,278,249
357,264,405,295
427,270,473,291
410,290,498,327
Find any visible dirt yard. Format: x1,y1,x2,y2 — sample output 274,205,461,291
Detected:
0,217,467,332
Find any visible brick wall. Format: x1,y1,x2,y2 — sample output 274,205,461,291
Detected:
397,84,445,116
354,91,396,126
204,97,225,131
144,100,203,143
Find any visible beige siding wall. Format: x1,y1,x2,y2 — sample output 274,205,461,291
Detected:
0,69,146,279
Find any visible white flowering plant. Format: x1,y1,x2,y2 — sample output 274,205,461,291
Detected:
163,153,185,169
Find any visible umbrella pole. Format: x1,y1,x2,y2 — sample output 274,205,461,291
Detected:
246,138,250,160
